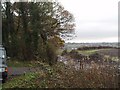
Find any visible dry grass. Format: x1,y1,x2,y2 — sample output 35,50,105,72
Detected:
53,62,119,88
3,61,119,88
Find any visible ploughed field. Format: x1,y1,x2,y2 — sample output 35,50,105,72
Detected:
96,48,119,57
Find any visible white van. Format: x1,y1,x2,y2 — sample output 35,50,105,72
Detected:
0,46,8,83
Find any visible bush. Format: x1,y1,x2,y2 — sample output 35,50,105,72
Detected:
69,49,79,59
69,50,86,60
61,49,68,56
69,49,78,55
89,53,104,63
46,42,58,66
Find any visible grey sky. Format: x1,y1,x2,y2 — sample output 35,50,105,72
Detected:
59,0,119,43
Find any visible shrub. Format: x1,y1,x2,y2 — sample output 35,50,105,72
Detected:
69,50,86,60
61,49,68,56
69,49,79,59
46,42,58,66
89,53,104,63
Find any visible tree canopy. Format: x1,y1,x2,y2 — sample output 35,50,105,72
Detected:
2,1,75,65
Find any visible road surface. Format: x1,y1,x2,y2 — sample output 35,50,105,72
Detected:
8,67,42,76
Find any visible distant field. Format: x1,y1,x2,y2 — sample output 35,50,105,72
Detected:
96,49,119,57
78,48,119,57
78,49,104,55
64,43,119,48
58,47,119,56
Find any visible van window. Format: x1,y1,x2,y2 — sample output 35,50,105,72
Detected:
0,49,5,58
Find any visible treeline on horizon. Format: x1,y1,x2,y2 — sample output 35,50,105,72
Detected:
77,46,119,51
2,2,75,65
66,42,119,44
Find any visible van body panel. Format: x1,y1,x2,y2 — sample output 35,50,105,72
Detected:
0,45,8,83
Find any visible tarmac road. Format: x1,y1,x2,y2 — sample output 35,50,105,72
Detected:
8,67,43,76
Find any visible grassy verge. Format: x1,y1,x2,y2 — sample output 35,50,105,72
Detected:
7,59,46,67
3,72,44,88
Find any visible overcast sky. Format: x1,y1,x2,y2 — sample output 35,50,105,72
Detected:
58,0,119,43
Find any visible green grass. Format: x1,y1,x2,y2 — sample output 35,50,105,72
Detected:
78,49,99,55
77,48,112,55
7,59,46,67
3,72,44,88
2,62,56,88
2,62,53,88
7,60,29,67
